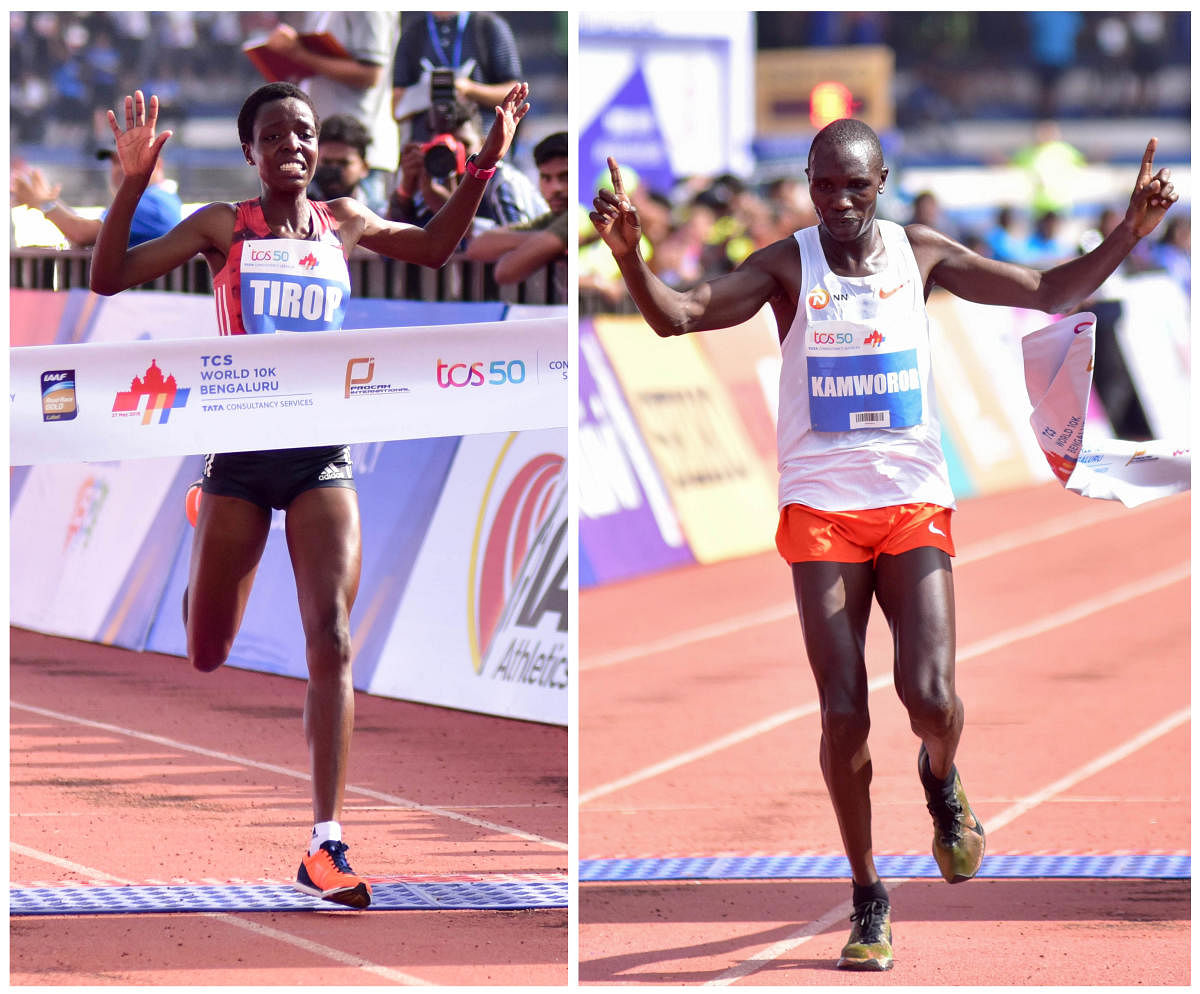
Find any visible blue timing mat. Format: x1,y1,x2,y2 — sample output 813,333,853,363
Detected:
580,852,1190,882
11,879,567,916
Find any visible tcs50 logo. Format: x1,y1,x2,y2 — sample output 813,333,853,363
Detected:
437,358,527,388
248,247,290,263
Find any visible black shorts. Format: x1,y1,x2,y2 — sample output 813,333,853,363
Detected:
201,444,356,511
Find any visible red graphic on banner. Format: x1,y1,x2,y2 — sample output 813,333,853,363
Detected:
112,359,190,425
475,453,564,661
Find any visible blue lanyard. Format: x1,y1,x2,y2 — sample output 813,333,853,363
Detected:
426,12,468,68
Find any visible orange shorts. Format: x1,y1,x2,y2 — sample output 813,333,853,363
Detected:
775,502,955,564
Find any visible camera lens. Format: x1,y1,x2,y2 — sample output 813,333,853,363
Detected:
424,143,458,178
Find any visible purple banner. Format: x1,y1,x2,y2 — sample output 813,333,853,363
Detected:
578,323,693,585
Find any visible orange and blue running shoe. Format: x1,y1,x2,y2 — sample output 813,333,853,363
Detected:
294,840,372,909
837,898,893,970
185,480,202,527
919,743,986,883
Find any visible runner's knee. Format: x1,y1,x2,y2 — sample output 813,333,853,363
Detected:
904,680,958,736
821,703,871,755
304,612,353,676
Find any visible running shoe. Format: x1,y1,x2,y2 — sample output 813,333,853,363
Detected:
294,840,372,909
185,480,202,527
837,898,893,971
919,743,986,883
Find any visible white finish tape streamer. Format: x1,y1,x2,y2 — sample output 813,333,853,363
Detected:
11,318,568,465
1023,312,1190,508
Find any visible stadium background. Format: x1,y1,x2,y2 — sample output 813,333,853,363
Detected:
576,10,1190,585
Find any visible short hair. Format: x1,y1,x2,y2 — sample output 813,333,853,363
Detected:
808,118,883,172
237,82,319,146
319,114,371,158
534,132,568,167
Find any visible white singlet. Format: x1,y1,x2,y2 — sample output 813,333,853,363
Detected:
776,220,955,512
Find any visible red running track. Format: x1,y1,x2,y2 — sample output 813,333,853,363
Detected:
10,631,567,986
579,482,1189,985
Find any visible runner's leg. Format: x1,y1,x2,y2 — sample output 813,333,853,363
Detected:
874,547,961,779
791,560,879,885
186,494,272,673
284,486,362,824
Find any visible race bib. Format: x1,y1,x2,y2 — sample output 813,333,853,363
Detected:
239,238,350,334
805,320,923,431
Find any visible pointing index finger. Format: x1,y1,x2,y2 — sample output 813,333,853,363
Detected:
1140,137,1158,183
607,156,626,199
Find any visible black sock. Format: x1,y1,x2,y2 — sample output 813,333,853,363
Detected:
852,879,889,907
920,751,957,793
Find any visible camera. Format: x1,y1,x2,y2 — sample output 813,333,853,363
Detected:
421,134,467,179
312,162,348,198
428,68,457,134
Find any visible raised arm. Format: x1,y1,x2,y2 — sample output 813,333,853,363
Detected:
354,82,529,267
919,138,1178,314
11,168,102,247
89,91,227,295
590,157,780,336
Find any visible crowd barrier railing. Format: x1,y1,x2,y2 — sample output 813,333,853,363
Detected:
10,246,565,306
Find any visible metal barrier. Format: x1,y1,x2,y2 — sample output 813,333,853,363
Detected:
10,247,565,306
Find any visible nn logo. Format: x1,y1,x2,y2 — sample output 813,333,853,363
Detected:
863,329,885,348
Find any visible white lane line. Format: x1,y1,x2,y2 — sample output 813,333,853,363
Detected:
581,562,1188,805
10,702,566,851
11,841,432,985
704,706,1190,985
582,498,1166,672
198,913,435,985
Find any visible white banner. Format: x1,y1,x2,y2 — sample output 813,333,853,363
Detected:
1023,312,1190,508
11,318,567,465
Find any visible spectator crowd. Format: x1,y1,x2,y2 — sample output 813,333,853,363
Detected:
11,10,568,299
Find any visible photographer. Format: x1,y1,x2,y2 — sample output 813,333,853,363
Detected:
392,11,522,144
388,99,543,232
308,114,386,214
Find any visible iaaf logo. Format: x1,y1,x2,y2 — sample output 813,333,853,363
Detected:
111,359,190,424
41,368,78,422
437,358,527,388
468,445,565,674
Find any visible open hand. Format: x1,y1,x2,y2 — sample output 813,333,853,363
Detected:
10,167,60,208
105,90,172,186
1125,138,1178,239
590,157,641,258
476,82,530,169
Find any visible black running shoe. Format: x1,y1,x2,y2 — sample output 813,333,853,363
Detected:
919,743,986,883
837,898,893,970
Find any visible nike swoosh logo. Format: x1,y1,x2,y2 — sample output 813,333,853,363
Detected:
928,522,946,537
879,284,905,299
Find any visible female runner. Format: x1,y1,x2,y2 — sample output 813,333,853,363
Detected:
90,81,530,908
